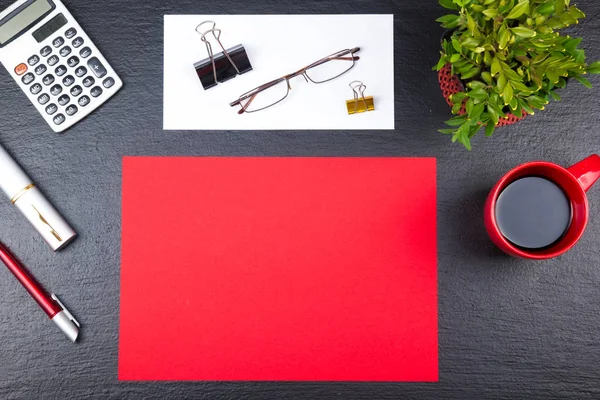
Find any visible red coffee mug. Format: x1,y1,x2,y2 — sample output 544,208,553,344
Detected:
484,155,600,259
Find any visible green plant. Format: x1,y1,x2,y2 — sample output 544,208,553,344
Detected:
434,0,600,150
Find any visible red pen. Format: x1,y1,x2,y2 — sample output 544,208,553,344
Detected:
0,241,80,342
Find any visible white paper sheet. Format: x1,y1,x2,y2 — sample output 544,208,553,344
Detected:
163,15,395,130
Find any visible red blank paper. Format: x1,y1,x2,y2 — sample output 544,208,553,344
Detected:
119,157,437,381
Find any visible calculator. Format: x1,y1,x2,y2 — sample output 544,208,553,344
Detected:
0,0,122,132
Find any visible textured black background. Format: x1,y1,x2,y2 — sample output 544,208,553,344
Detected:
1,0,600,399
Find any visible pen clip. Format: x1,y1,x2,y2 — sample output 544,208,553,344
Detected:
51,294,81,328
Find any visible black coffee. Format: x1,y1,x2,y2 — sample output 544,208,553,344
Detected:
495,177,572,249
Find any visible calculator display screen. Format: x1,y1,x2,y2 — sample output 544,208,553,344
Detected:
0,0,53,45
32,13,66,43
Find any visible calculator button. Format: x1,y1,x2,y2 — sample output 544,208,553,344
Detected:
47,55,59,66
50,84,62,96
72,37,84,48
53,114,65,125
60,46,72,57
90,86,103,98
102,77,115,88
70,85,83,97
78,95,90,107
52,37,65,48
58,94,70,106
40,46,52,57
65,28,77,39
67,56,79,67
22,73,35,85
55,65,67,76
28,55,40,66
38,93,50,105
15,63,28,76
45,103,58,115
30,83,42,95
65,104,78,116
42,74,54,86
82,76,95,87
87,57,107,78
79,47,92,58
34,65,47,75
63,75,75,87
75,66,87,77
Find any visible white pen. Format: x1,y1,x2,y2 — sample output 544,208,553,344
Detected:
0,143,76,251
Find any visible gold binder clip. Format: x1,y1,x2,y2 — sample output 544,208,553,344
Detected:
346,81,375,115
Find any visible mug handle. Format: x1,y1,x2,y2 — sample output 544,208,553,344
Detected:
567,154,600,192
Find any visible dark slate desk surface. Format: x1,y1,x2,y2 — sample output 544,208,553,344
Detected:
1,0,600,399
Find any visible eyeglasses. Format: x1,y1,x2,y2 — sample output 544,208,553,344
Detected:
230,47,361,114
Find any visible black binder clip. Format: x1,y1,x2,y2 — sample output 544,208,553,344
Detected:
193,21,253,90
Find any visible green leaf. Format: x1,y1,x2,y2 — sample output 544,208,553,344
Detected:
527,95,548,109
570,7,586,20
547,69,560,83
502,65,523,82
461,67,481,80
497,73,507,91
549,91,562,101
465,98,474,115
452,38,461,52
450,54,461,63
502,82,514,105
445,116,467,126
519,98,534,115
436,14,460,28
439,128,457,134
450,92,467,102
555,0,566,14
483,51,493,66
469,102,486,119
564,37,583,52
460,135,472,151
467,124,483,139
457,63,474,74
439,0,460,10
498,28,510,49
485,121,496,136
505,0,529,20
535,2,554,15
467,87,488,101
466,12,479,36
483,8,498,18
487,104,499,124
491,57,501,76
453,58,470,68
511,26,536,38
481,71,493,85
558,12,577,26
434,57,447,71
436,14,458,24
452,102,463,114
574,75,593,88
515,104,525,118
587,61,600,74
467,80,487,90
511,81,533,93
462,37,480,49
